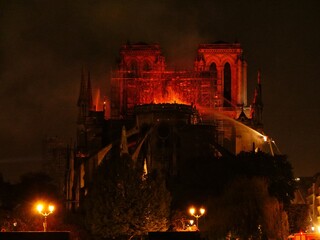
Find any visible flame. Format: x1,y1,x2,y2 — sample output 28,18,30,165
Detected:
94,89,101,110
152,87,188,105
93,88,108,112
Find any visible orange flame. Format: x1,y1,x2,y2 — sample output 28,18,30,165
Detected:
152,87,188,105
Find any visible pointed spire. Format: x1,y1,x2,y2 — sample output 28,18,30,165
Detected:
87,71,93,111
120,126,128,156
77,67,89,123
77,67,95,122
251,70,263,129
78,67,87,106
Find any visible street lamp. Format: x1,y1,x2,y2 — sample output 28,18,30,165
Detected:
189,207,205,229
36,203,55,232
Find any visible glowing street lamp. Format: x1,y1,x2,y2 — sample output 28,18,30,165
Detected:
189,207,205,229
36,203,55,232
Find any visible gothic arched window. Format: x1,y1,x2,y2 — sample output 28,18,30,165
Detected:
209,62,217,81
143,61,151,71
224,62,231,104
130,61,138,71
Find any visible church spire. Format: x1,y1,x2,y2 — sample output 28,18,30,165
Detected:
251,70,263,129
87,71,93,111
77,68,94,122
78,67,86,107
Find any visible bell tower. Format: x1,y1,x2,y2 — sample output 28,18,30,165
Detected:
111,43,166,118
194,42,248,107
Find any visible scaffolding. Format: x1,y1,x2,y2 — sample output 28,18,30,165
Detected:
111,70,224,118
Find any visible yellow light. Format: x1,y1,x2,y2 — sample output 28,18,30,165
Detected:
189,207,195,215
35,202,55,232
200,208,205,215
37,204,44,213
189,219,194,225
48,205,54,212
317,226,320,233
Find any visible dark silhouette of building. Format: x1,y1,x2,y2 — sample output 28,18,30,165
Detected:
66,42,276,210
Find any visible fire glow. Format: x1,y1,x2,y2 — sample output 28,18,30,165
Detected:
152,86,188,105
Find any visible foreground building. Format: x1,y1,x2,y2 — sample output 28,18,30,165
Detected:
66,42,278,210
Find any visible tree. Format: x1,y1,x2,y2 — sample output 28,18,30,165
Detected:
205,177,289,240
235,151,296,207
15,172,62,203
170,151,295,211
287,204,309,233
84,153,171,240
0,174,14,210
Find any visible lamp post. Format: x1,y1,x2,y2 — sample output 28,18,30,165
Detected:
36,203,55,232
189,207,205,229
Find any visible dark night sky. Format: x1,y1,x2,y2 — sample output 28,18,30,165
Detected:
1,0,320,182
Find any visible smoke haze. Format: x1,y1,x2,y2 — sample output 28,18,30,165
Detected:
1,0,320,181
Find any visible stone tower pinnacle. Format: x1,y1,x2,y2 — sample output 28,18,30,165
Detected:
251,70,263,129
77,68,93,123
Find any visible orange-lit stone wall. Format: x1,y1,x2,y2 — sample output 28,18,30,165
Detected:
110,42,248,121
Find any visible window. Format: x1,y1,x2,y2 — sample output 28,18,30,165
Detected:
143,61,151,71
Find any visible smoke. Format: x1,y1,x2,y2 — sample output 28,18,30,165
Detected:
0,0,208,161
1,0,320,179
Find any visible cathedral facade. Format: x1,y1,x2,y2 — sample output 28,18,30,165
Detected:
66,42,272,210
110,42,248,120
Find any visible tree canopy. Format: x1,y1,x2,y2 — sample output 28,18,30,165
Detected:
205,177,289,239
170,151,295,209
168,151,295,239
84,153,171,240
0,171,65,232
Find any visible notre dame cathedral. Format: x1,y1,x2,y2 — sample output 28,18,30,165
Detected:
65,41,275,210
